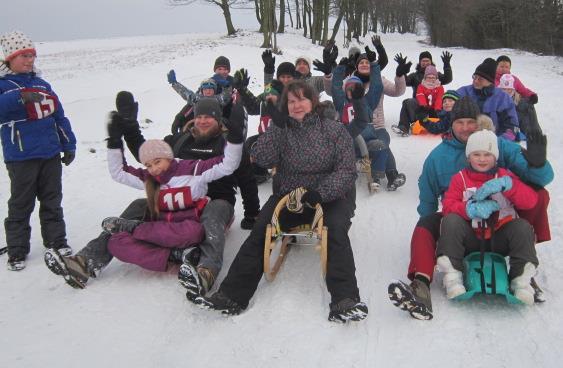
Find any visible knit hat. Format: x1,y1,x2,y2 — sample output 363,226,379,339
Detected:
499,74,515,90
199,78,217,92
496,55,512,65
139,140,174,165
344,76,363,92
424,65,438,78
419,51,432,62
194,97,222,120
276,62,295,78
474,58,497,83
442,90,460,102
465,129,499,159
348,46,361,58
451,96,480,122
265,79,284,96
355,53,370,68
0,31,36,61
213,56,230,71
295,56,311,68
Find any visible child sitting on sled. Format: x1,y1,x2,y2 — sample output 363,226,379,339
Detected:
436,129,539,305
414,90,459,135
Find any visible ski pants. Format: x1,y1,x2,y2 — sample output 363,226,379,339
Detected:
407,188,550,281
437,214,538,280
219,192,360,307
4,155,67,258
398,98,418,131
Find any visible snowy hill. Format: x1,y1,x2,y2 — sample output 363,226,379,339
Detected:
1,28,562,368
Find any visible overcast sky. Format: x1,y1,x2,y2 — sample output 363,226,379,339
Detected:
2,0,257,42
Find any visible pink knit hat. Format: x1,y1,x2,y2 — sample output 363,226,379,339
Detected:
139,140,173,165
0,31,36,61
499,74,515,90
424,65,438,78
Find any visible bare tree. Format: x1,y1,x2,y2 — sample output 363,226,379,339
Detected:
167,0,238,35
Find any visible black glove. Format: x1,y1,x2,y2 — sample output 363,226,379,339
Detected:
441,51,452,68
350,83,365,100
394,53,412,77
21,91,43,103
529,94,538,105
262,49,275,74
339,57,355,77
240,216,256,230
372,35,388,70
61,151,75,166
523,129,547,167
301,190,322,208
107,112,124,149
371,35,382,48
223,103,246,144
233,68,250,91
264,100,289,129
313,59,332,75
323,41,338,69
365,46,377,63
115,91,138,122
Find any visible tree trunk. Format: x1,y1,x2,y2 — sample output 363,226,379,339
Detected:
321,0,329,45
278,0,286,33
220,0,237,35
255,0,263,32
329,0,346,44
296,0,301,29
287,0,294,28
261,0,272,48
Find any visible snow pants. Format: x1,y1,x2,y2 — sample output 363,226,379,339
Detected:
398,98,418,132
437,214,538,279
4,155,67,258
407,188,550,281
360,125,396,176
219,192,359,307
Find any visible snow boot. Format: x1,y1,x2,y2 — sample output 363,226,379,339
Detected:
437,255,467,299
169,246,200,265
44,249,96,289
328,298,368,323
7,254,26,271
531,277,546,303
179,264,215,301
194,291,246,316
101,217,142,234
386,170,406,191
510,262,537,305
392,124,410,137
45,242,73,257
388,279,433,320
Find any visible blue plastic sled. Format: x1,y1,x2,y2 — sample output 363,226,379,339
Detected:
454,252,522,304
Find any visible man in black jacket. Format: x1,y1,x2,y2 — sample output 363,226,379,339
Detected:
44,92,260,292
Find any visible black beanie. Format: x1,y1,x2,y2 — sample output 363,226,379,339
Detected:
451,96,480,122
355,53,370,68
496,55,511,65
276,62,296,78
474,58,497,83
194,97,223,120
213,56,231,71
419,51,432,62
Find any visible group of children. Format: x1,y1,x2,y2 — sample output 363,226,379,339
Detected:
0,29,547,320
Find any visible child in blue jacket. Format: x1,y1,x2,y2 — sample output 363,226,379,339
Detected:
0,31,76,271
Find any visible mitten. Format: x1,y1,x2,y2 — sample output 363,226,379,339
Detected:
313,59,332,75
106,112,124,149
466,200,500,220
473,176,513,201
167,70,177,84
365,46,377,63
61,151,75,166
115,91,138,122
223,103,246,144
522,129,547,167
240,216,256,230
323,41,338,69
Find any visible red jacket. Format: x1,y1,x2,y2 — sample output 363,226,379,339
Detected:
416,83,444,110
495,72,536,98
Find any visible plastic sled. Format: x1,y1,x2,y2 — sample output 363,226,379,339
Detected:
263,188,328,282
454,252,522,304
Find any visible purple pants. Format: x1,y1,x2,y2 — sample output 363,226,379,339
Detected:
108,219,204,272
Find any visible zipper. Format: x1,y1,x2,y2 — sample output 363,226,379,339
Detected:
16,130,23,151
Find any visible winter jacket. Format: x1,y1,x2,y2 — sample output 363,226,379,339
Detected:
406,63,452,98
211,74,234,94
370,75,406,129
420,109,452,135
417,134,554,217
416,82,444,111
253,112,356,203
495,72,536,98
0,72,76,162
456,85,519,136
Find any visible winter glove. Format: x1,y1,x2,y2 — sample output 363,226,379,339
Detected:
372,35,388,70
262,49,276,74
301,190,322,208
523,129,547,167
115,91,138,122
441,51,452,68
223,102,246,144
167,70,177,85
365,46,377,63
322,41,338,69
473,177,513,201
350,83,365,100
240,216,256,230
313,59,332,75
61,151,75,166
106,112,124,149
394,53,412,77
264,100,289,129
20,91,43,103
529,94,538,105
233,68,250,91
466,199,500,220
339,57,356,77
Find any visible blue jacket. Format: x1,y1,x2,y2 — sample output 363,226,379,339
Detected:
457,85,519,135
0,72,76,162
332,62,382,116
417,134,554,217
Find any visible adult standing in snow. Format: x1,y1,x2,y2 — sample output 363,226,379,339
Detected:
387,96,553,320
393,50,453,136
45,93,260,291
194,80,369,323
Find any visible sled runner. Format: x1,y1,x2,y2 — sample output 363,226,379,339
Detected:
355,136,378,193
263,188,328,281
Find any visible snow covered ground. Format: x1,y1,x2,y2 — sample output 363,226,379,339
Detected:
1,28,562,367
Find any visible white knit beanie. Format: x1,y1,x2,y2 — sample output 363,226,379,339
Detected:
0,31,36,61
139,140,173,165
499,74,515,90
465,130,499,159
295,55,311,68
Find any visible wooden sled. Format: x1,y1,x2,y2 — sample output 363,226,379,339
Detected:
263,188,328,281
355,136,378,193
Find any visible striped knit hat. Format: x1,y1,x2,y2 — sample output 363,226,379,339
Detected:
442,90,460,102
1,31,36,61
